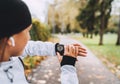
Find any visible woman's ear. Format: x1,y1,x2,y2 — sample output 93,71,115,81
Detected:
8,37,15,47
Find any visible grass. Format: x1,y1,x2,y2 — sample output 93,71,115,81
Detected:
71,33,120,66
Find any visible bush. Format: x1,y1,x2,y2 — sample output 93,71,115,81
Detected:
23,56,46,76
30,19,51,41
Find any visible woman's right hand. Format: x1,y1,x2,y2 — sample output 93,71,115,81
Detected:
64,44,78,58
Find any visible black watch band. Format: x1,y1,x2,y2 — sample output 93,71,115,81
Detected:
61,56,77,66
55,43,64,56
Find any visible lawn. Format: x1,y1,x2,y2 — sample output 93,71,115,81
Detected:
71,33,120,66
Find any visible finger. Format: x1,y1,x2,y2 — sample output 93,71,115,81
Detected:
64,45,69,55
72,45,76,55
78,47,86,53
79,48,87,53
78,52,87,57
67,45,75,57
57,52,61,56
72,45,75,52
68,45,72,54
79,50,87,54
56,52,63,62
78,47,86,51
73,43,81,46
78,51,87,57
75,46,79,56
71,45,77,57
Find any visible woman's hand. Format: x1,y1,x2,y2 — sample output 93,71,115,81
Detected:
57,44,87,63
64,45,78,58
72,43,87,57
57,45,77,63
64,44,87,57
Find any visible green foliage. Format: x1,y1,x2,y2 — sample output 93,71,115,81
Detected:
98,0,114,28
72,27,81,33
23,56,45,69
76,0,98,32
107,15,119,33
76,0,114,33
76,0,114,44
30,19,51,41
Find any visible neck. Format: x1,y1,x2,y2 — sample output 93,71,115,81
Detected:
0,50,10,62
0,49,11,62
0,38,10,62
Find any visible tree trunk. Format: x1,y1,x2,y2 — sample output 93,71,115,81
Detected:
116,27,120,45
82,33,85,37
99,28,104,45
116,9,120,45
99,14,105,45
90,31,93,39
99,1,105,45
99,14,104,45
86,32,89,38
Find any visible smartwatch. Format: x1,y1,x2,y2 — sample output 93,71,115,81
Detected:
55,43,64,56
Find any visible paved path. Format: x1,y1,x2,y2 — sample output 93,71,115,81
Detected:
30,35,120,84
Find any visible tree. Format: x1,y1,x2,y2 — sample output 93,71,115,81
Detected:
116,13,120,45
98,0,113,45
76,0,98,38
116,26,120,45
48,0,86,34
77,0,113,44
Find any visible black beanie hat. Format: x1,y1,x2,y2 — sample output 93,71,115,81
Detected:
0,0,32,39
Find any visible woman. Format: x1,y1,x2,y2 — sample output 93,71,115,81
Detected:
0,0,87,84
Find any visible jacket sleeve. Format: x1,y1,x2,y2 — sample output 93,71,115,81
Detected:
21,40,56,58
60,56,79,84
61,65,79,84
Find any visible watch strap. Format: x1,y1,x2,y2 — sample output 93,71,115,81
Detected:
61,56,77,66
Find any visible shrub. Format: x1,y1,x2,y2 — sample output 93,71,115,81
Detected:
23,56,46,76
30,18,51,41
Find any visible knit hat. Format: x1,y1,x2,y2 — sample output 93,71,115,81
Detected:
0,0,32,39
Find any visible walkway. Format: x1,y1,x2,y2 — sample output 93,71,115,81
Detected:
30,35,120,84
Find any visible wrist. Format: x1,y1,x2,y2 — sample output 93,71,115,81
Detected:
61,56,77,67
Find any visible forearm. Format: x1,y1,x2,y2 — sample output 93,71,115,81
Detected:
22,41,56,57
60,56,79,84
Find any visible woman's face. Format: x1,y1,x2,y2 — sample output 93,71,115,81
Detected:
0,25,32,62
11,25,32,56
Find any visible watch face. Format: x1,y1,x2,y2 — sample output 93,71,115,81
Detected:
57,45,64,52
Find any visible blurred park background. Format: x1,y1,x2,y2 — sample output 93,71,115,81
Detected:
22,0,120,81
